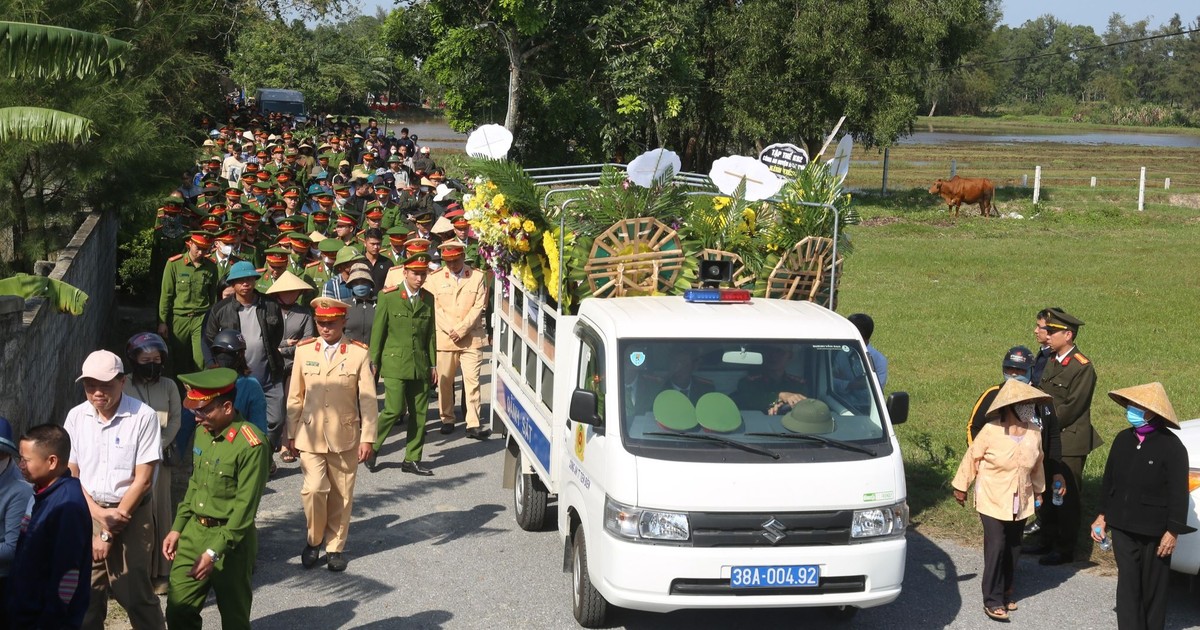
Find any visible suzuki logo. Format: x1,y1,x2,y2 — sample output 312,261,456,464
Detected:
761,518,787,544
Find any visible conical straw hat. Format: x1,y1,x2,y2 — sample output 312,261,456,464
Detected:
264,270,313,295
986,379,1052,417
1108,382,1178,429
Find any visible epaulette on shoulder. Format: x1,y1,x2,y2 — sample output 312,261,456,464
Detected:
306,260,321,268
256,268,266,274
239,424,263,447
381,285,400,293
694,375,715,386
351,340,369,349
297,337,318,347
1074,353,1089,365
168,254,183,261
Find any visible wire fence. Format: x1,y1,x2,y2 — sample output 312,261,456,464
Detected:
845,149,1200,212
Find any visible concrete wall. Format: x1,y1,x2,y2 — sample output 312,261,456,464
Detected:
0,212,118,434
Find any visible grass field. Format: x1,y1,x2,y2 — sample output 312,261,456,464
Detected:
834,120,1200,563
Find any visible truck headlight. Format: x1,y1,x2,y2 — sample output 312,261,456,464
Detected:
851,501,908,540
604,496,690,542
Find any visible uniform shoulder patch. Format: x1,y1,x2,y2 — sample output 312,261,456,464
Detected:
351,340,369,349
239,425,263,447
381,286,400,293
297,337,318,347
168,254,183,261
1074,353,1089,365
306,261,321,267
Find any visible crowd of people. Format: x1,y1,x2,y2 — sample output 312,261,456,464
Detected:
0,110,492,628
954,307,1194,627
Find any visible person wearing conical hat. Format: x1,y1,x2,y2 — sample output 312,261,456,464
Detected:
164,367,269,630
265,273,316,458
285,297,377,573
159,231,219,374
1091,383,1195,630
1029,307,1100,566
368,254,437,475
952,379,1050,622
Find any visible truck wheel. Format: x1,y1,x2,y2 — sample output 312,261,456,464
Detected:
513,456,548,531
572,527,608,628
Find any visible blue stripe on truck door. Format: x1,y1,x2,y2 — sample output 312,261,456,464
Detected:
496,374,551,471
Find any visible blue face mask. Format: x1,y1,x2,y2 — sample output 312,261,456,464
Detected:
1126,406,1147,428
351,284,372,298
1003,372,1031,384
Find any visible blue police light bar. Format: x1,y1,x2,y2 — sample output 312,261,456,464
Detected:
684,289,752,304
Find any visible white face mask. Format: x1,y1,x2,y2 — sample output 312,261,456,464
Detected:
1014,403,1036,424
218,243,233,256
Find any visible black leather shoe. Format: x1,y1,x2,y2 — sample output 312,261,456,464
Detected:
400,461,434,476
466,427,492,440
327,552,347,572
1038,551,1074,566
301,544,320,569
440,423,455,435
1023,520,1041,537
366,454,378,473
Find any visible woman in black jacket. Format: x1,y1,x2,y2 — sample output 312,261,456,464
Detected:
1091,382,1195,630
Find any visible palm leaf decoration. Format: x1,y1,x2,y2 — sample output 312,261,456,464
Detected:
0,21,130,80
464,156,547,228
0,107,95,143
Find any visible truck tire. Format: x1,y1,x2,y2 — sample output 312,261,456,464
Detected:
513,455,548,531
572,527,608,628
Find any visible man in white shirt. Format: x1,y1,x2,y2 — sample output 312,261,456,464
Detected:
64,350,165,630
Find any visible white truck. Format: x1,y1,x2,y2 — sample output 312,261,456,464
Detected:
491,281,910,626
1168,419,1200,575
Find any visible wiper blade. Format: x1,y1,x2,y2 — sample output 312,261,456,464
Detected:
746,432,876,456
644,431,780,459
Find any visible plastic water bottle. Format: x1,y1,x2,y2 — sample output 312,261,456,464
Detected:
1052,480,1064,506
1094,526,1112,552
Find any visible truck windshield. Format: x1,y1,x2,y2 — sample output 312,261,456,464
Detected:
618,339,891,463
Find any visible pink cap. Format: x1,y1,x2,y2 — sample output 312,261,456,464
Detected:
77,350,124,382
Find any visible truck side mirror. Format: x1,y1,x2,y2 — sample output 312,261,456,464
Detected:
886,392,909,425
569,389,603,428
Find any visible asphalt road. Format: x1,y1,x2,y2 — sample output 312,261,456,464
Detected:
179,367,1200,630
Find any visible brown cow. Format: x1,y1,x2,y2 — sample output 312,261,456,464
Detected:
929,176,995,218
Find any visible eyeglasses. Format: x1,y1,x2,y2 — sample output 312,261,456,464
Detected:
193,400,224,418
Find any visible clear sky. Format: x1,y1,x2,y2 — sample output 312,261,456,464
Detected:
1000,1,1197,33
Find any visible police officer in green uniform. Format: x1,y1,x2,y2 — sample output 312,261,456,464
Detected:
1028,307,1100,565
368,254,437,475
305,238,342,289
731,346,810,413
163,367,269,630
383,226,410,264
159,231,219,374
256,247,292,293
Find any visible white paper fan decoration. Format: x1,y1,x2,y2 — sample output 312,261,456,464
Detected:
626,148,682,188
465,124,513,159
708,155,784,201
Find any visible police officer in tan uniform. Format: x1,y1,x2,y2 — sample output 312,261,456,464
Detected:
430,240,490,439
285,297,378,572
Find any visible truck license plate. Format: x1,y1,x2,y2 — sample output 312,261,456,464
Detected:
730,565,820,589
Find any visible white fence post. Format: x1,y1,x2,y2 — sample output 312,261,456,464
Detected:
1164,178,1171,190
1138,167,1146,211
950,159,957,178
881,147,889,194
1033,166,1041,205
1090,176,1097,188
1021,174,1028,187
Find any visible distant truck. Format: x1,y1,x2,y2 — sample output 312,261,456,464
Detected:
254,88,305,116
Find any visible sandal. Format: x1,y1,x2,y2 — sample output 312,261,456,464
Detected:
280,449,297,463
1005,600,1018,611
984,606,1010,622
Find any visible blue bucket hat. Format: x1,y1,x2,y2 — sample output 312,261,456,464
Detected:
226,260,261,283
0,417,18,457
